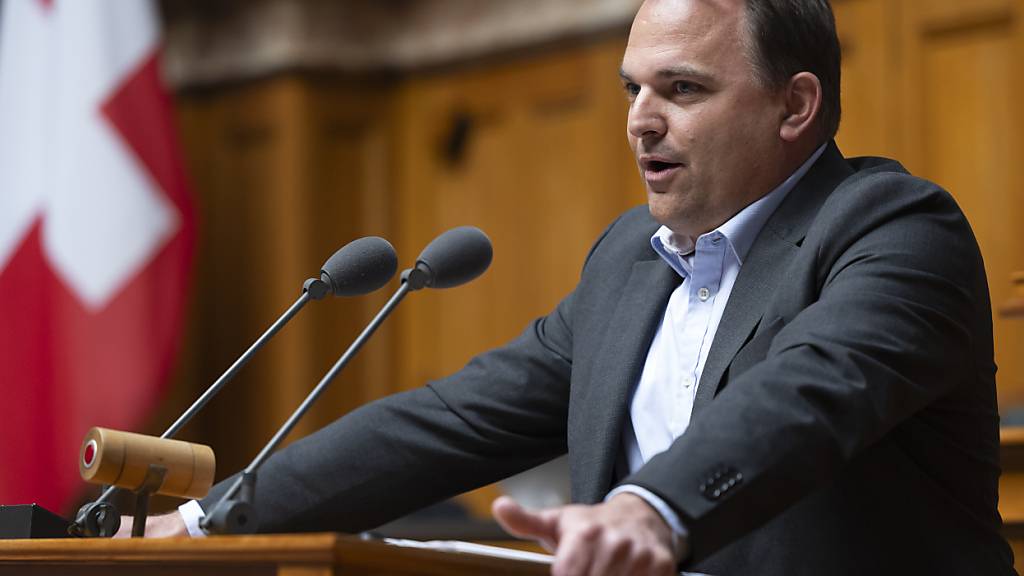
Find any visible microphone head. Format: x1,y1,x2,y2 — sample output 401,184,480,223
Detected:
415,226,493,289
320,236,398,296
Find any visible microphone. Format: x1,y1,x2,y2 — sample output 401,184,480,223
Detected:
403,225,493,290
319,236,400,297
201,226,493,535
71,236,397,538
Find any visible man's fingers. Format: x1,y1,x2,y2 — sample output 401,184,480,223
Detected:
587,530,634,576
112,515,133,539
492,496,559,549
551,522,599,576
494,495,679,576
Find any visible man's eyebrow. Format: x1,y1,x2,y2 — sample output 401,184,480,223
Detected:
618,66,715,83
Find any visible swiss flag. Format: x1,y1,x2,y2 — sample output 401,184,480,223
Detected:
0,0,195,513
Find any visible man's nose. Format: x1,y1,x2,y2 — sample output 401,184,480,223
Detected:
627,89,667,140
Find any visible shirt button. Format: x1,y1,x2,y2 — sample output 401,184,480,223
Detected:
698,287,710,301
683,377,693,388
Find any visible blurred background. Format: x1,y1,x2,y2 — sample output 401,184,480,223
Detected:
2,0,1024,546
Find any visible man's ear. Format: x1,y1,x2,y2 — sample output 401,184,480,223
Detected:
779,72,822,142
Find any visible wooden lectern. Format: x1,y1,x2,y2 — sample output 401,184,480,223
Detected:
0,533,551,576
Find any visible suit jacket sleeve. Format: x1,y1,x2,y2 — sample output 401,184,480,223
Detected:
199,216,626,533
622,168,995,561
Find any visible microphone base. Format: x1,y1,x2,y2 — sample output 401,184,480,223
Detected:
0,504,73,539
72,500,121,538
201,498,259,535
200,470,260,535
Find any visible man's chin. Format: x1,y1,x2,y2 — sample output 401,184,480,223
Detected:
646,199,682,229
647,197,703,238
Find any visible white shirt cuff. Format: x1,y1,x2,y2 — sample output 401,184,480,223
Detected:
606,484,688,539
177,499,208,537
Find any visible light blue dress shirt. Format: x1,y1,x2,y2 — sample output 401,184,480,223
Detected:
607,143,826,538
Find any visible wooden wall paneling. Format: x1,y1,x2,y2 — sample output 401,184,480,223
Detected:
391,67,509,518
158,74,402,509
157,72,399,515
913,0,1016,29
146,97,214,449
392,67,517,395
255,77,321,442
393,38,632,392
124,93,214,515
391,58,557,519
299,77,400,432
832,0,902,159
521,42,640,306
390,37,633,516
898,0,1024,409
171,77,346,479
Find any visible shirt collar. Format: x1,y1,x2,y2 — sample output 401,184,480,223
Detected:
650,142,826,274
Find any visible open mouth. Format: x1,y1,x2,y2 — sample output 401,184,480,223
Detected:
642,159,683,184
647,160,681,172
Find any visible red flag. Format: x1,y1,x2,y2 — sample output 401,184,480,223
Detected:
0,0,195,513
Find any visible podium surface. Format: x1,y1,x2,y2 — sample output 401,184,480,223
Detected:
0,533,551,576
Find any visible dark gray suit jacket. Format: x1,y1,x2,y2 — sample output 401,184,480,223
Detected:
202,142,1015,574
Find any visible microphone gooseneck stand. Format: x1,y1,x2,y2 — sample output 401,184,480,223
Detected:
201,225,493,535
70,280,329,538
201,271,429,534
69,236,398,537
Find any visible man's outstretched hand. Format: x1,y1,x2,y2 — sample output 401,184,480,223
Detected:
492,493,683,576
112,511,190,538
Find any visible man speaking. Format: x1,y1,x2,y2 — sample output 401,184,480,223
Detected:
139,0,1016,574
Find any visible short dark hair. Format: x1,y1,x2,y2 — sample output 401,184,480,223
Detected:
742,0,842,140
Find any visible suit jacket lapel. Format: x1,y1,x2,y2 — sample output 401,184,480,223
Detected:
691,226,796,412
574,257,680,503
692,142,854,413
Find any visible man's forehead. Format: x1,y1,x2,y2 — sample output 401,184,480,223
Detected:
623,0,747,71
635,0,743,26
629,0,744,45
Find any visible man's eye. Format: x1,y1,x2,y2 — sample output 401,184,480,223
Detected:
623,82,640,97
674,81,700,94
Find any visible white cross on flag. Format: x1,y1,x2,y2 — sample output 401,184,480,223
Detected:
0,0,195,513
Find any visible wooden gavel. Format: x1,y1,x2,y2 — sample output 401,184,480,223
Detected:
79,427,215,500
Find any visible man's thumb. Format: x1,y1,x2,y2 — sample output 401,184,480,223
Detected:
492,496,558,549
